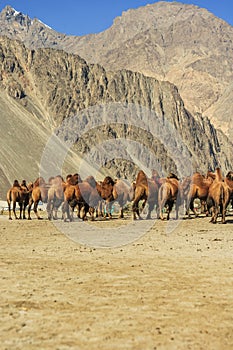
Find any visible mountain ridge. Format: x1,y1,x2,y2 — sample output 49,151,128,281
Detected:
1,2,232,137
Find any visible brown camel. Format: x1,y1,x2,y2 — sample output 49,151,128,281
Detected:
158,175,181,220
207,169,231,224
28,177,50,220
131,170,159,220
184,172,214,217
62,174,85,221
225,171,233,209
7,180,30,220
92,176,118,219
62,173,101,221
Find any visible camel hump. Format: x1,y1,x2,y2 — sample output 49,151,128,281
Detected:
103,176,115,186
34,177,46,187
85,175,96,188
167,172,179,180
13,180,20,187
68,173,82,185
136,170,147,185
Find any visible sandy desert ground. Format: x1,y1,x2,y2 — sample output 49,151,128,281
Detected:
0,209,233,350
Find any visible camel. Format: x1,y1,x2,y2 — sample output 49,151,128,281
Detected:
95,176,118,219
112,179,131,218
184,172,214,217
131,170,159,220
207,168,231,224
62,174,98,221
47,176,65,220
62,174,118,222
225,171,233,210
7,180,30,220
96,178,131,219
158,175,181,220
225,171,233,197
28,177,50,220
62,174,85,221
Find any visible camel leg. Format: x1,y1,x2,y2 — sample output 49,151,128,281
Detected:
22,203,27,219
104,202,113,219
118,206,124,219
140,199,147,214
19,203,23,219
189,199,195,217
186,195,195,218
209,208,215,223
132,200,137,220
175,201,180,220
76,204,80,218
159,206,164,220
146,202,154,220
89,207,95,221
159,200,167,220
97,201,104,217
62,201,69,221
132,203,137,220
132,199,142,220
80,205,88,221
221,204,227,224
156,206,160,219
8,201,12,220
34,200,42,220
167,201,174,220
53,199,63,220
13,201,18,219
211,206,218,224
222,207,227,224
28,199,33,220
53,208,58,220
136,205,141,219
47,200,53,220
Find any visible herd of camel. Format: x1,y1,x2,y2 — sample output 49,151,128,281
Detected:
5,167,233,224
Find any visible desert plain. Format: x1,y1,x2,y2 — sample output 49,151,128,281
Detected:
0,209,233,350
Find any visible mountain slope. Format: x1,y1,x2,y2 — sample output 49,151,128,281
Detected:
0,36,232,198
0,2,233,137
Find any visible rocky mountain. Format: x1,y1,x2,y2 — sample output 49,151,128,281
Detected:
0,35,232,198
0,2,233,138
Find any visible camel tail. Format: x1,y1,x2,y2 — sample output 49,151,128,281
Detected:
159,184,168,203
220,184,225,205
158,185,164,203
6,190,11,204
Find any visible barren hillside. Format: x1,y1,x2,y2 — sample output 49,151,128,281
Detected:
0,36,232,197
